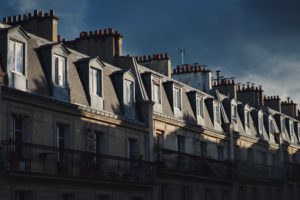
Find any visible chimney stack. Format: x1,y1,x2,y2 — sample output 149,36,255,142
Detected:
3,9,59,42
212,70,237,99
264,95,281,112
281,98,298,118
237,83,264,108
64,28,123,64
135,53,171,78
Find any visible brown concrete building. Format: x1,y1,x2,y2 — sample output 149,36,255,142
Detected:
0,9,300,200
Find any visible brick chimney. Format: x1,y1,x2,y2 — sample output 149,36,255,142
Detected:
264,95,281,112
281,98,298,118
64,28,123,64
172,64,212,92
212,70,237,99
237,83,264,108
136,53,171,78
3,9,59,42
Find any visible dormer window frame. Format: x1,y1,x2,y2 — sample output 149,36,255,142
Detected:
289,120,295,142
90,66,103,97
214,101,221,124
196,95,204,118
152,78,162,104
281,117,286,133
231,103,237,123
245,110,250,128
53,54,67,88
173,85,182,111
269,118,274,136
258,113,263,136
124,79,135,106
8,38,25,75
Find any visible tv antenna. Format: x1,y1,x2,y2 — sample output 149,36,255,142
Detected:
178,47,186,65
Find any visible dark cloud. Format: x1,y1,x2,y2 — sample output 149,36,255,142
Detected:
1,0,300,101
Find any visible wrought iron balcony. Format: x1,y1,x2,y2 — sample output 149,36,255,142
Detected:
0,142,156,184
157,148,233,178
233,160,285,180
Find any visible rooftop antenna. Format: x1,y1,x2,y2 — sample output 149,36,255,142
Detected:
178,47,186,65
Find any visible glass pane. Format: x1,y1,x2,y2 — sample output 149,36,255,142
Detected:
54,57,59,84
15,42,24,73
8,40,15,71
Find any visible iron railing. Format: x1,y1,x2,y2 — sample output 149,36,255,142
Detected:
157,148,233,178
233,160,285,180
0,142,156,183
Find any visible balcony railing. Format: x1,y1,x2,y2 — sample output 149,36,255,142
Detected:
0,142,156,183
233,160,285,180
157,148,233,178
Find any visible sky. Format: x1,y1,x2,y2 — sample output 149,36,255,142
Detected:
1,0,300,102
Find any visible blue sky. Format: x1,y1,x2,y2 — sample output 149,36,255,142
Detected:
2,0,300,101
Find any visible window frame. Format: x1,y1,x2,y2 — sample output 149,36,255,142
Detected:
173,86,182,111
90,67,103,97
196,96,204,118
53,54,67,87
8,39,25,75
152,80,161,104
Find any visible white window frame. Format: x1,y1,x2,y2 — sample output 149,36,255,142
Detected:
281,118,286,133
173,87,182,111
54,54,66,87
8,39,24,74
269,119,274,135
258,115,263,135
124,79,135,105
196,96,204,118
152,81,161,104
214,103,221,124
245,110,250,128
90,67,102,96
232,104,237,122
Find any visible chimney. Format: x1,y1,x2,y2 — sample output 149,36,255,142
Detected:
281,98,298,118
264,95,281,112
171,64,212,92
136,53,171,78
3,9,59,42
212,70,237,99
64,28,123,64
237,83,264,108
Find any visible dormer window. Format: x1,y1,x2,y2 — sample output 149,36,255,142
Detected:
214,103,221,124
232,104,237,122
196,96,204,117
258,115,263,135
174,87,182,111
290,121,295,142
269,119,274,135
245,110,250,127
152,81,161,104
54,54,66,87
91,67,102,96
124,79,134,106
8,39,24,74
281,118,286,132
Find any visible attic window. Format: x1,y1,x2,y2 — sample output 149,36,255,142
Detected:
258,115,263,135
91,67,102,96
281,118,286,132
124,79,134,105
196,96,204,117
269,119,274,135
290,122,295,138
232,104,237,122
152,81,161,104
54,54,66,87
8,39,24,74
214,103,221,124
173,87,181,110
245,110,250,127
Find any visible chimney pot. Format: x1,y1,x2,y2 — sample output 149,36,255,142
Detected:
49,9,54,17
34,10,38,17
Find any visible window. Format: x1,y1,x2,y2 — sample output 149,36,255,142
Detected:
201,141,208,157
54,54,66,86
205,189,214,200
245,110,250,127
269,119,274,135
177,135,185,153
61,193,75,200
281,118,285,132
174,87,181,110
15,191,32,200
91,68,102,96
232,105,237,122
214,103,221,124
247,149,253,162
8,40,24,74
290,122,295,138
218,146,224,161
196,96,204,117
128,138,138,159
12,115,23,154
56,124,67,161
152,82,161,104
98,194,110,200
124,79,134,105
261,151,267,165
92,131,105,154
258,115,263,135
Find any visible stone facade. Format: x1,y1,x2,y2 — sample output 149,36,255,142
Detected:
0,9,299,200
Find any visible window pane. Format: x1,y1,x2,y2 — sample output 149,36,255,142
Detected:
15,42,24,73
54,57,59,84
8,40,15,71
